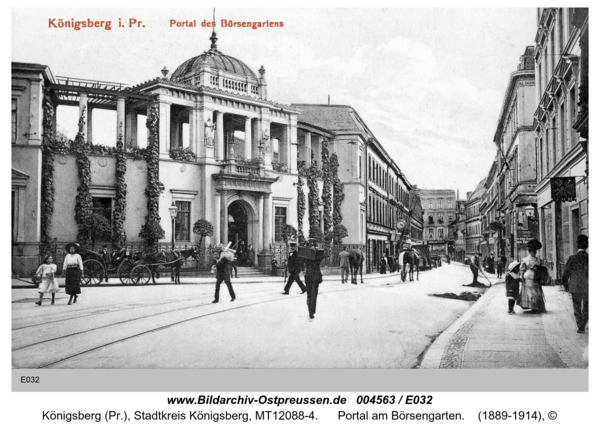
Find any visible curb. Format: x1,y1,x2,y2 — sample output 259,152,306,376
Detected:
418,281,504,369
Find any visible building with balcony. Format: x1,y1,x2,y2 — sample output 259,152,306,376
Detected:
533,8,589,281
12,32,303,275
491,46,539,263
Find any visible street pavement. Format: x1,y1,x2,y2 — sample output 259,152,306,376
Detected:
13,263,586,369
13,263,480,369
420,276,589,369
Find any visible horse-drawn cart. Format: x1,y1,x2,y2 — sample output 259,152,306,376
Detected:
79,247,141,286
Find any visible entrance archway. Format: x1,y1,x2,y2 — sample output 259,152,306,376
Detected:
228,201,248,248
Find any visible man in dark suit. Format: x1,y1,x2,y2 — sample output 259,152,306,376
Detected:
304,255,323,320
212,251,236,303
282,242,306,295
562,234,589,334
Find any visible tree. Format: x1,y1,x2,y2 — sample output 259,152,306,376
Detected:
193,219,214,248
331,153,345,226
331,223,349,246
306,155,322,243
139,105,165,249
296,176,306,243
321,139,332,233
88,213,112,249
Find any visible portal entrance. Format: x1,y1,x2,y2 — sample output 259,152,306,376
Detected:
228,201,248,249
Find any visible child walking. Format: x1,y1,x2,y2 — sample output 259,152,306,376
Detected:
505,261,520,314
34,255,60,305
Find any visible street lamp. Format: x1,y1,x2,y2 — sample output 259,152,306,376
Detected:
524,204,535,218
168,202,178,250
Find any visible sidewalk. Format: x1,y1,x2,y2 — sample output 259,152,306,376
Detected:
11,268,400,288
420,281,589,369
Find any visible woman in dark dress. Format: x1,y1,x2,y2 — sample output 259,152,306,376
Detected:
62,243,83,305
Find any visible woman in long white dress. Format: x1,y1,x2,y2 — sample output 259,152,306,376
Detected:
518,239,546,313
34,255,60,306
63,243,84,305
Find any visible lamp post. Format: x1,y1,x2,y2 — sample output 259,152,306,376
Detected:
168,202,178,250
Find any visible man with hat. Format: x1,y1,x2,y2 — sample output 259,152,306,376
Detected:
562,234,589,334
282,241,306,295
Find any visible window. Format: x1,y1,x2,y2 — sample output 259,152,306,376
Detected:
428,229,434,239
175,201,190,241
448,199,453,209
448,213,454,223
274,206,287,242
272,138,279,162
438,199,442,209
12,99,17,144
428,199,433,209
438,229,444,239
91,197,113,241
359,155,362,179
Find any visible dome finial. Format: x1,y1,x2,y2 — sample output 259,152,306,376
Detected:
210,8,218,51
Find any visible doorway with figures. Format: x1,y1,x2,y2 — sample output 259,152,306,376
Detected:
228,201,251,266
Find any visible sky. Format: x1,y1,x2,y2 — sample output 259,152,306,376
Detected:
11,7,538,198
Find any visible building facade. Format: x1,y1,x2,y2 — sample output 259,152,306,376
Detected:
12,33,422,276
452,198,467,262
465,180,486,258
533,8,589,281
491,46,538,262
418,189,457,257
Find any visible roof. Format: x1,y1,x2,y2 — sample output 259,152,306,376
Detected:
466,178,487,204
292,104,363,132
172,50,258,82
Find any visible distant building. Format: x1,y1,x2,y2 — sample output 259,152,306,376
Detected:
452,198,468,262
418,189,457,257
465,180,486,258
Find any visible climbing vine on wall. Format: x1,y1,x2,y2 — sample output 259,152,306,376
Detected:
296,175,306,243
330,153,345,227
321,139,333,234
40,89,56,254
73,108,93,246
112,134,127,248
306,155,322,242
139,105,165,249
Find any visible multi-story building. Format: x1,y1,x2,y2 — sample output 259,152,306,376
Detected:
12,31,420,276
465,179,486,258
533,8,589,280
452,198,468,262
492,46,538,262
292,104,421,273
419,189,457,257
479,162,499,258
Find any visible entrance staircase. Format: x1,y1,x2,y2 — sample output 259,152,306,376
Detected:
234,266,270,278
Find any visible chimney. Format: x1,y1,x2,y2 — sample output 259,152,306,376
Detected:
328,95,330,105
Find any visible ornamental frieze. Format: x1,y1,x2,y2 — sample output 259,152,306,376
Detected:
212,173,277,193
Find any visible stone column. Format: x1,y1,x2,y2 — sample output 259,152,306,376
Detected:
245,117,252,160
116,97,125,142
262,193,272,250
216,111,224,161
213,192,221,246
87,107,94,144
28,79,43,146
221,191,228,244
188,108,195,151
290,118,298,174
304,131,312,163
79,92,88,142
257,195,264,252
158,100,171,155
125,109,137,148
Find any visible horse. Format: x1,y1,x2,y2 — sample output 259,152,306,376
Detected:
138,247,199,284
348,248,365,284
399,249,420,282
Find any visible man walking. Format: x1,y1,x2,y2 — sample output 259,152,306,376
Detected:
562,234,589,334
339,246,350,284
282,242,306,295
212,251,236,303
304,252,324,320
469,253,482,285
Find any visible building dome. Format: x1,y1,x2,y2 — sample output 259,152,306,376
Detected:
171,50,257,82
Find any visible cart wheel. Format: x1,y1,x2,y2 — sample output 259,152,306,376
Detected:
131,264,151,285
117,260,135,285
82,259,104,286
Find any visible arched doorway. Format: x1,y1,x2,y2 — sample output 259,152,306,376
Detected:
228,201,248,249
